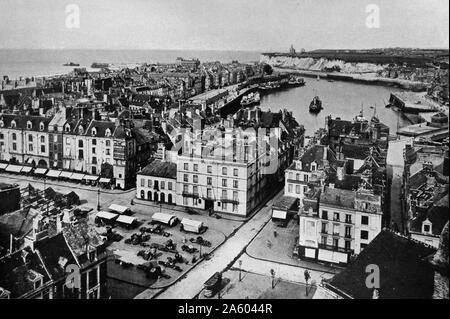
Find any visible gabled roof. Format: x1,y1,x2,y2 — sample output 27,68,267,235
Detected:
138,159,177,179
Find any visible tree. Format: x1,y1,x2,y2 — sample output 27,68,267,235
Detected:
263,64,273,75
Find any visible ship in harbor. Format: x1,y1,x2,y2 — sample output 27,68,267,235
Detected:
91,62,110,68
309,96,323,113
63,62,80,66
287,77,305,87
241,91,261,107
259,82,282,93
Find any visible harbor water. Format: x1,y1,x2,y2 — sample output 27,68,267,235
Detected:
257,79,410,135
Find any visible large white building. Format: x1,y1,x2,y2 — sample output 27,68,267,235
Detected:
298,186,383,264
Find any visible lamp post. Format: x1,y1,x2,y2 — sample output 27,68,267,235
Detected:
97,187,101,211
270,269,275,289
238,260,243,282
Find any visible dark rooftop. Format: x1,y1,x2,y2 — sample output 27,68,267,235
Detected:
138,159,177,179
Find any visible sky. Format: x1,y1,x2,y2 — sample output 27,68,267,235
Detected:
0,0,448,51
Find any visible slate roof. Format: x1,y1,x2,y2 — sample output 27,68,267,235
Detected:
328,230,436,299
320,187,356,210
34,233,77,281
138,159,177,179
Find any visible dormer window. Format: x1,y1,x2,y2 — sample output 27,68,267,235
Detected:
91,128,97,136
39,122,45,131
27,121,32,129
422,219,432,235
11,120,16,128
78,126,84,134
0,120,3,128
105,128,111,137
65,124,71,132
311,163,317,171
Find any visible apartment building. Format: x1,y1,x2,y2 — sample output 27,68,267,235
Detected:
298,186,383,264
137,159,177,205
0,114,51,166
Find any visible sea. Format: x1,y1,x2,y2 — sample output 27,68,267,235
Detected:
0,49,261,79
0,49,408,135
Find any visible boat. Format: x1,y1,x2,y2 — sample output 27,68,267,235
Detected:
309,96,323,113
288,77,305,87
63,62,80,66
259,82,281,93
91,62,110,68
241,92,261,107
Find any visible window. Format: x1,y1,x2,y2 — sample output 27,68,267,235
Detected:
106,149,110,155
295,185,300,194
333,212,340,222
345,226,351,238
424,224,430,233
193,164,198,172
361,230,369,240
345,214,352,224
233,191,238,201
183,174,188,182
28,144,33,152
168,182,172,190
53,135,57,143
161,181,165,189
193,186,198,196
333,238,339,248
207,177,212,186
27,121,32,129
12,133,16,140
12,143,17,151
233,168,238,176
92,166,97,175
183,184,188,193
88,269,98,289
40,145,45,153
222,179,227,187
233,180,238,188
78,150,84,159
92,147,96,154
207,188,212,199
288,172,293,179
78,140,83,148
345,240,351,251
304,174,309,182
147,180,152,188
222,167,227,175
361,216,369,225
92,157,97,164
322,210,328,220
193,175,198,183
39,122,44,131
321,223,328,234
141,179,145,187
360,243,368,251
106,140,110,147
321,236,327,245
296,173,300,181
28,135,33,142
41,136,45,143
184,163,189,170
221,190,227,199
207,166,212,173
288,184,293,193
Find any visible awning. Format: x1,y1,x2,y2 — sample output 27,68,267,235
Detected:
0,163,9,170
96,211,119,220
108,204,130,214
59,171,73,178
272,209,287,220
181,218,203,229
71,173,85,180
99,178,111,183
5,165,23,173
21,166,33,173
84,175,99,181
34,168,48,175
152,212,176,225
46,170,61,178
116,215,137,225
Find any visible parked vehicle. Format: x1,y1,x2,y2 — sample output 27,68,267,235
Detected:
203,272,222,298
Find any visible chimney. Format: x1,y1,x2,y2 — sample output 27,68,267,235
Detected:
56,213,63,233
337,166,344,181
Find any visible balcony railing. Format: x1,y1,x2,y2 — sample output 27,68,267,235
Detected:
318,243,353,254
221,198,239,204
182,191,199,198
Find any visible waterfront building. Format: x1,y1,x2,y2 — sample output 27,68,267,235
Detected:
136,159,177,205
